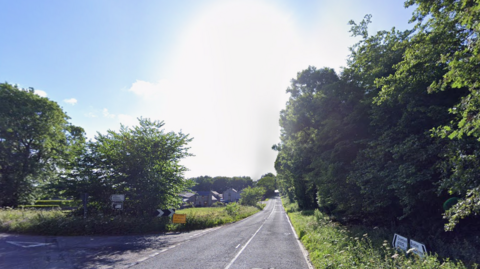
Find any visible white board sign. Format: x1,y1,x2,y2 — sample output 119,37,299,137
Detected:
410,239,427,257
392,234,408,251
110,194,125,202
111,202,123,210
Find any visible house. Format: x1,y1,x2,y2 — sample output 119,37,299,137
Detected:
178,192,196,204
211,191,222,202
223,188,241,203
195,191,217,207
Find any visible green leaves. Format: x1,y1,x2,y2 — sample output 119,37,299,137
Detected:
0,83,84,206
60,118,193,216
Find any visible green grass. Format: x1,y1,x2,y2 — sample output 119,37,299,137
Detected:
282,198,475,269
0,204,260,235
173,204,260,231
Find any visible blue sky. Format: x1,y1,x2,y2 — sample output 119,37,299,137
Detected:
1,0,415,180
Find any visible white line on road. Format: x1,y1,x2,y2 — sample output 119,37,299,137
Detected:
235,244,240,249
284,208,314,269
224,201,276,269
6,241,52,248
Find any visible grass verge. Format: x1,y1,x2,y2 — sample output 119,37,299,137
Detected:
0,204,261,236
282,198,475,269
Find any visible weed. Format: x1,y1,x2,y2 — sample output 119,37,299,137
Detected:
281,197,475,268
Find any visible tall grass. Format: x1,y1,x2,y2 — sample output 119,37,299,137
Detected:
0,205,260,235
282,198,476,269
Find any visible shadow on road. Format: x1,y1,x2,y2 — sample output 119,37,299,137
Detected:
0,232,181,269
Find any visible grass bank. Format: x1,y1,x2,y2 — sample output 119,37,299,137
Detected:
0,204,260,236
282,198,475,269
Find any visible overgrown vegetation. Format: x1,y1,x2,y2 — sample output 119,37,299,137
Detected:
283,198,476,268
273,1,480,255
239,186,265,206
0,205,260,235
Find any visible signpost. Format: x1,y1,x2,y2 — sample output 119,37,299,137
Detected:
157,209,175,217
410,239,427,257
111,202,123,210
82,193,88,218
110,194,125,202
110,194,125,210
172,214,186,224
392,234,408,251
392,234,428,258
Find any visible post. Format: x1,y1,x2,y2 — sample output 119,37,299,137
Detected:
82,193,88,219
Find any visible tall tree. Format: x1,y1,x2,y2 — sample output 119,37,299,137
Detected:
256,173,276,197
0,83,84,206
61,118,193,216
377,0,480,229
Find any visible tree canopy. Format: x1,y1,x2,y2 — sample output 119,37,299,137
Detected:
275,4,480,232
189,175,253,193
0,83,85,206
59,118,193,216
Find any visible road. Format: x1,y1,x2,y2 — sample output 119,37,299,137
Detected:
0,196,312,269
133,196,311,269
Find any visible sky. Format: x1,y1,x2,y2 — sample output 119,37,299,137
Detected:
0,0,415,180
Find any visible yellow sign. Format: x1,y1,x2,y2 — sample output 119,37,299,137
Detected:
172,214,186,224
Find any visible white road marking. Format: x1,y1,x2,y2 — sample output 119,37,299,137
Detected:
284,206,314,269
6,241,52,248
235,244,241,249
136,257,149,262
224,200,277,269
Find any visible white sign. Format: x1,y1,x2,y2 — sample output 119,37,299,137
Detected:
410,239,427,257
392,234,408,251
111,202,123,210
110,194,125,202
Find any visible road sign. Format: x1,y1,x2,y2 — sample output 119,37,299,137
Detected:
392,234,408,251
410,239,427,257
173,214,186,224
110,194,125,202
157,209,175,217
111,202,123,210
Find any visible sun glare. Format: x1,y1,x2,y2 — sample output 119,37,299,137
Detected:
160,0,301,178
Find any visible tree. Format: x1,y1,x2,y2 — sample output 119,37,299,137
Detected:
375,0,480,229
189,175,253,193
0,83,84,206
240,186,265,206
60,118,193,216
256,173,276,197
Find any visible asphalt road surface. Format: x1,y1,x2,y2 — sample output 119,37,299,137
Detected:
0,196,312,269
132,196,311,269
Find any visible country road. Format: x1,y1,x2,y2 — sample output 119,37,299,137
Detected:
132,196,312,269
0,196,312,269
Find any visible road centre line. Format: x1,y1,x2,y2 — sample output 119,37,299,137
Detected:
224,200,276,269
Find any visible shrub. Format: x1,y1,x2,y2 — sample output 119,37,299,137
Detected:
225,202,240,217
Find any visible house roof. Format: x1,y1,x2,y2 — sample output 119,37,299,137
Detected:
196,191,211,196
178,192,196,198
224,188,237,193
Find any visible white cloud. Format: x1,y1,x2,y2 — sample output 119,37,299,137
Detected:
34,90,47,97
127,79,171,98
84,112,97,118
118,114,137,127
103,108,115,118
63,98,77,105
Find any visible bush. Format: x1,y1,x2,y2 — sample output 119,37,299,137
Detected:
0,205,262,235
240,186,264,206
212,202,225,207
225,202,240,217
282,198,473,268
